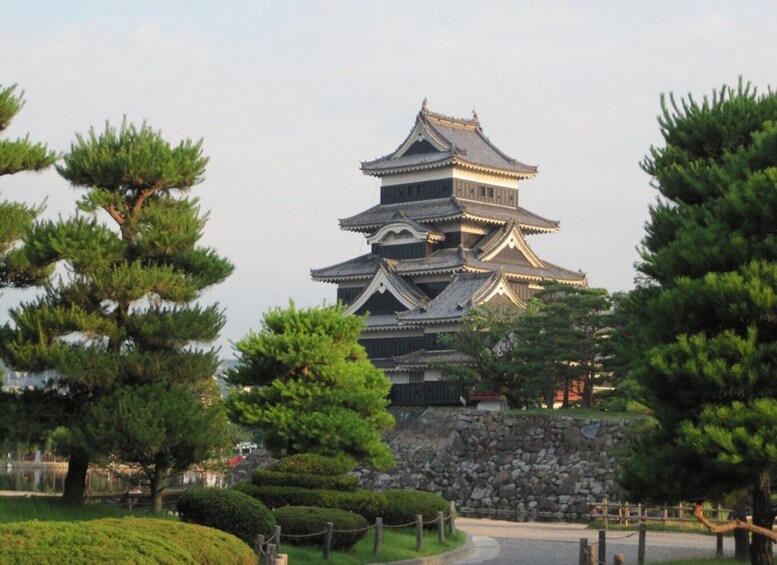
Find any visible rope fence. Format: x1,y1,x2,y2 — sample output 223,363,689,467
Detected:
253,501,458,564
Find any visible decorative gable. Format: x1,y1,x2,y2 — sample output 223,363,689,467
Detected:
476,221,544,267
345,262,428,316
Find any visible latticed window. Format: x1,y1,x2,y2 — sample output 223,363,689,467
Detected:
409,371,424,384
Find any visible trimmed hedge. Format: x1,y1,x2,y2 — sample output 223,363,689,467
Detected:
251,469,358,491
177,487,275,544
0,517,255,564
243,485,387,522
269,453,354,476
382,489,450,528
273,506,368,550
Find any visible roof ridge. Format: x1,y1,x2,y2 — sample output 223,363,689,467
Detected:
420,99,480,129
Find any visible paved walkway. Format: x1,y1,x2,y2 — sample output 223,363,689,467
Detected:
450,518,731,564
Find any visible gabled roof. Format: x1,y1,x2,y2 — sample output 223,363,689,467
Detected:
361,100,537,179
366,211,445,245
475,220,544,267
392,348,473,370
339,196,559,234
312,246,587,285
311,254,384,283
394,247,587,284
344,260,428,315
397,271,523,324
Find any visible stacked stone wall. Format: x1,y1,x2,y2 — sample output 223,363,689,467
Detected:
232,407,637,517
354,407,635,517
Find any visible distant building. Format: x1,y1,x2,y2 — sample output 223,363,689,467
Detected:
312,101,586,405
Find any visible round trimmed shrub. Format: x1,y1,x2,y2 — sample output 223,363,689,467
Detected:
270,453,354,476
231,481,262,498
382,489,450,528
244,485,387,521
0,517,255,564
274,505,368,550
252,469,358,491
177,487,275,544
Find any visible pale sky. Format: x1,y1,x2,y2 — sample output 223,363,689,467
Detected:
2,1,776,354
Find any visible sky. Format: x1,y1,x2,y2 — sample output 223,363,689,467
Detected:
2,1,777,354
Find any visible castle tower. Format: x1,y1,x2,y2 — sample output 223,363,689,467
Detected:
312,102,586,404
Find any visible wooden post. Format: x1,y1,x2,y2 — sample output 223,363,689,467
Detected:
598,530,606,565
579,538,588,565
267,543,277,565
588,544,597,565
373,517,383,556
437,511,445,543
449,501,457,534
717,503,723,521
276,556,287,565
618,504,623,525
637,503,642,523
614,555,625,565
678,502,684,521
416,514,423,552
274,525,282,552
254,534,265,565
637,523,646,564
662,504,668,523
604,498,609,530
717,533,724,557
323,522,333,561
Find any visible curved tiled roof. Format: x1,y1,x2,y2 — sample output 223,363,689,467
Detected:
312,246,586,285
397,272,511,323
339,197,559,234
361,103,537,179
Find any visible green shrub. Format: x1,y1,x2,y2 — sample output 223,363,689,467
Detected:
270,453,354,476
382,489,450,528
252,469,358,491
274,506,368,551
177,487,275,544
0,517,255,564
246,485,387,522
231,481,262,498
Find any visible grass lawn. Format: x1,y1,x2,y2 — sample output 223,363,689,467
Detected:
1,497,467,564
508,407,650,420
0,496,168,522
279,527,467,565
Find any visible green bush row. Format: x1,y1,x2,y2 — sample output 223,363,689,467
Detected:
252,469,358,491
273,505,368,551
177,488,275,544
232,483,450,527
269,453,354,476
234,483,386,522
0,517,255,564
381,489,451,528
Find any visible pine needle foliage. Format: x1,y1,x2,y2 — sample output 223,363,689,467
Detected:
621,79,777,565
228,302,395,470
2,119,233,507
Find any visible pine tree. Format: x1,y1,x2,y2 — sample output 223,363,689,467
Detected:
621,80,777,565
0,83,56,441
3,120,233,505
0,84,55,289
228,303,396,470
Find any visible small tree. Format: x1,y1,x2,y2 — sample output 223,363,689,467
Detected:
4,120,233,505
86,381,228,512
442,284,611,409
228,303,395,470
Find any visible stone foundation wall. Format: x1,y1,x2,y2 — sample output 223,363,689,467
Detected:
354,407,635,517
232,407,637,517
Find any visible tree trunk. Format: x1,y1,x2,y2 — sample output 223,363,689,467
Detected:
150,474,163,514
750,471,773,565
582,372,594,409
62,450,89,505
732,498,750,561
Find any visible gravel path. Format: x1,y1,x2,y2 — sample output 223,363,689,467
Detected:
453,518,735,564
